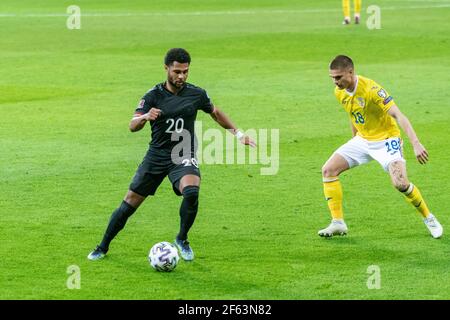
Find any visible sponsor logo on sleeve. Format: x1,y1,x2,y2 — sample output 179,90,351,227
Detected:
383,96,393,105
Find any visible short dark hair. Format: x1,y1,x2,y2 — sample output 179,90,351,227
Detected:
330,55,354,70
164,48,191,66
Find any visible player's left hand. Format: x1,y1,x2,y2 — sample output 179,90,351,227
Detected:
239,136,257,148
413,142,429,164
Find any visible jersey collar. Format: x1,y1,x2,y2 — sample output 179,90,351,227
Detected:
345,75,359,96
162,81,186,96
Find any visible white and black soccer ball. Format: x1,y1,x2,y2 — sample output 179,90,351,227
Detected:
148,241,180,272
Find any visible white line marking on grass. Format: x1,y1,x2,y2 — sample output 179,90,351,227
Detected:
0,4,449,18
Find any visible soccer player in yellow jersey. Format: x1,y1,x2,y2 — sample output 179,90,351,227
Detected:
319,55,443,239
342,0,361,25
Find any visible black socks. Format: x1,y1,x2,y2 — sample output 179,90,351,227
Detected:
99,200,137,252
177,186,199,241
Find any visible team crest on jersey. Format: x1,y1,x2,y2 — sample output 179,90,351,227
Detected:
357,97,365,107
377,89,388,99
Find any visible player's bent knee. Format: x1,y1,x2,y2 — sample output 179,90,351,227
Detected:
124,190,146,208
322,166,339,178
321,165,330,177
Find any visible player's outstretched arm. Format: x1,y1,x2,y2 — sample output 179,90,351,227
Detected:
209,106,256,147
388,105,429,164
129,108,162,132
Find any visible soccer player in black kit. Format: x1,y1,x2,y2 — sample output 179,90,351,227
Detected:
88,48,255,261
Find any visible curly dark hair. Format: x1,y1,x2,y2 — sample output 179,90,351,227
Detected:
164,48,191,66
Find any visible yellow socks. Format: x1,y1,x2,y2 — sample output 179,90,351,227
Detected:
343,0,361,20
323,178,430,221
323,177,343,220
354,0,361,16
402,183,431,218
342,0,350,19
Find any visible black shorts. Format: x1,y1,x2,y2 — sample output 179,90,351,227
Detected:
129,157,201,197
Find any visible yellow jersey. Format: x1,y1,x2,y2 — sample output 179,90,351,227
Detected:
334,75,400,141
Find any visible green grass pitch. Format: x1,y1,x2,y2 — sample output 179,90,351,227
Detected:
1,0,449,299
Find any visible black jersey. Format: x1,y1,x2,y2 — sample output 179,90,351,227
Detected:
135,82,213,161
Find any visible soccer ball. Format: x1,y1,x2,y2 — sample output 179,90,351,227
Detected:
148,241,180,272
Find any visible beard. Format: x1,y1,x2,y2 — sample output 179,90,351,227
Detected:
169,78,184,88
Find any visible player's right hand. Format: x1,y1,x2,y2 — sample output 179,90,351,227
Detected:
146,108,162,121
413,142,429,164
240,135,257,148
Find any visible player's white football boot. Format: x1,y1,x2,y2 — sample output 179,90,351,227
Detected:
318,219,348,237
87,245,107,261
174,238,194,261
423,213,443,239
